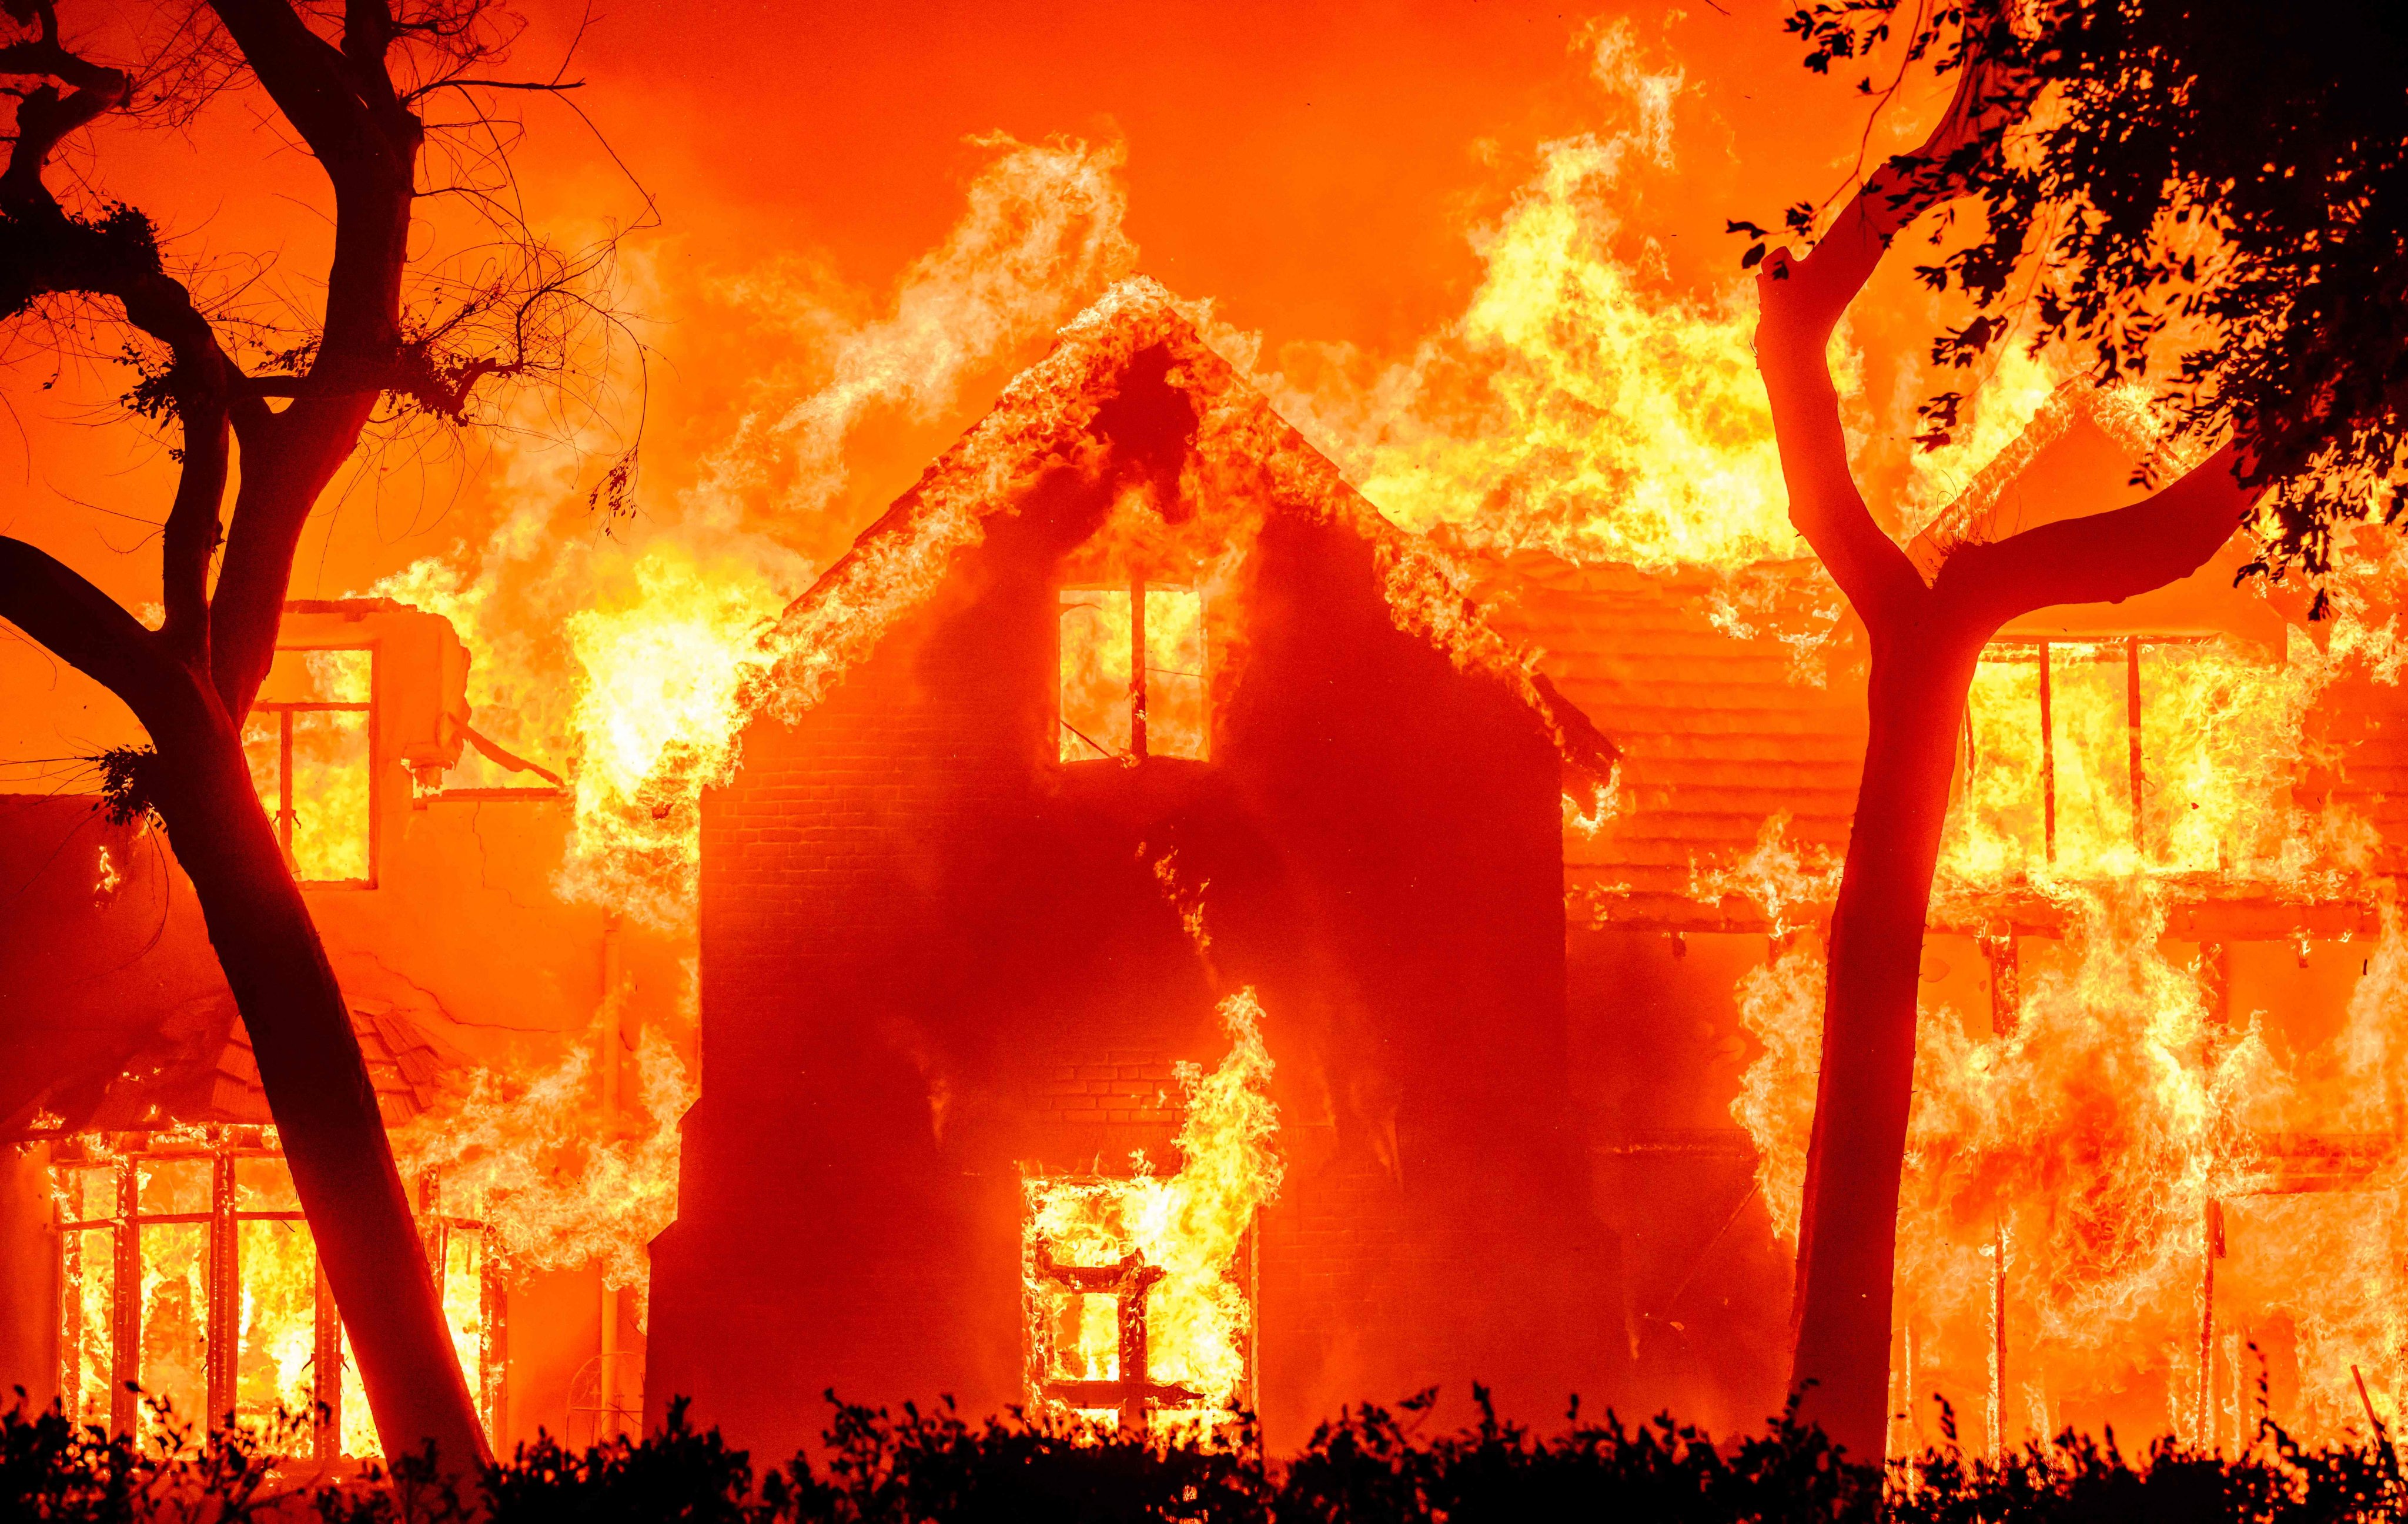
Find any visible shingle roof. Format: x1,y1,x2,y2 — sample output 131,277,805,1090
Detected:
1475,550,2408,935
1472,553,1864,930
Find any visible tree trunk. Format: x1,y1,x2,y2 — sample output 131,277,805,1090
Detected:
1787,624,1982,1458
150,698,488,1470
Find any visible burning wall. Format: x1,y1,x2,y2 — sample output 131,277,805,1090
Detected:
1,601,695,1453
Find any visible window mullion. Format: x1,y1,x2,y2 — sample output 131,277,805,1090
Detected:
1130,577,1149,761
111,1155,137,1437
2038,640,2056,865
209,1147,237,1429
2126,636,2146,858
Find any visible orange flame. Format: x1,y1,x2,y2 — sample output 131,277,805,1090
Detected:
1022,988,1282,1437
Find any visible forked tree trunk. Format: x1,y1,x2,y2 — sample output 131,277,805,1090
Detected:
149,699,487,1469
1788,626,1984,1453
1747,62,2248,1453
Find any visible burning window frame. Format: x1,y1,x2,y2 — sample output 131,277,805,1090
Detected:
1962,633,2245,873
1019,1171,1259,1437
49,1128,503,1459
241,643,379,889
1057,580,1210,764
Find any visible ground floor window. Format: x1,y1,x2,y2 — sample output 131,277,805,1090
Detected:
51,1129,501,1458
1021,1171,1256,1438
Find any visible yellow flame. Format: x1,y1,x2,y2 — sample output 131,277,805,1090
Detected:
397,1024,693,1302
1023,988,1282,1437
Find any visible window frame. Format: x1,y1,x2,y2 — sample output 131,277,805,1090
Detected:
246,643,379,889
1973,634,2217,868
1019,1172,1257,1434
1055,578,1209,766
51,1131,502,1458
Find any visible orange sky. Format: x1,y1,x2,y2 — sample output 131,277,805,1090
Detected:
0,0,1941,765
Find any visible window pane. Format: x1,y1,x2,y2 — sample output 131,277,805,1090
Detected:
442,1228,489,1429
242,710,373,883
62,1225,114,1428
235,1155,300,1214
1948,653,2045,881
339,1325,379,1459
138,1158,210,1216
139,1221,210,1438
287,709,371,881
1044,1288,1119,1384
1143,588,1208,761
1060,591,1133,761
2049,645,2136,868
235,1219,317,1436
2138,641,2288,873
62,1164,118,1225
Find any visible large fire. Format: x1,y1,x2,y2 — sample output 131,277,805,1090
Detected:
369,16,2408,1456
36,0,2408,1469
1721,606,2408,1451
1022,988,1282,1439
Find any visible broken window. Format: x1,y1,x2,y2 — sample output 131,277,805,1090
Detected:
51,1134,500,1458
1953,636,2276,878
1021,1172,1255,1438
1059,583,1208,763
242,648,374,885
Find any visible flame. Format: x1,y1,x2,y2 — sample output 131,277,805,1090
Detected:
374,132,1134,928
233,1219,316,1438
1226,20,1850,574
1692,812,1841,938
396,1022,693,1303
1720,603,2408,1447
551,548,793,923
238,647,374,884
1939,630,2375,897
1022,988,1282,1436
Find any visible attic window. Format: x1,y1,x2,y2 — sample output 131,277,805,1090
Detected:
1059,583,1207,763
241,647,373,885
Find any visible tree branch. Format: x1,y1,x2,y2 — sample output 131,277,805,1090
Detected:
0,4,128,216
407,76,584,99
1751,58,2015,634
1941,444,2253,625
208,0,376,169
159,358,234,666
205,0,422,723
0,535,182,725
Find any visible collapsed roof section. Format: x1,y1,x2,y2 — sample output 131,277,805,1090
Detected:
748,276,1617,780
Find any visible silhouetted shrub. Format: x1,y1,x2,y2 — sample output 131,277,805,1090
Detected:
8,1383,2407,1522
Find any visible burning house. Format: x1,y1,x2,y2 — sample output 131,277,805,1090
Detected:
645,282,1627,1453
1486,392,2408,1452
0,600,690,1458
13,268,2408,1472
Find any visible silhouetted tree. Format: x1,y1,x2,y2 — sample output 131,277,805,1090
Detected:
1724,0,2408,1451
0,0,626,1470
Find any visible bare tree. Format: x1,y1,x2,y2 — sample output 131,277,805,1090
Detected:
0,0,624,1468
1748,63,2254,1455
